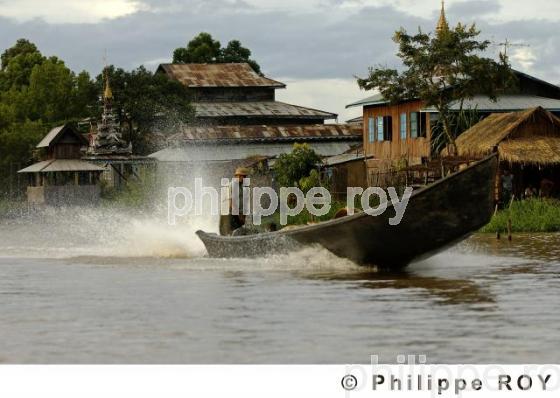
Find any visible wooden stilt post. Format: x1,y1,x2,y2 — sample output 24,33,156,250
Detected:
495,204,500,240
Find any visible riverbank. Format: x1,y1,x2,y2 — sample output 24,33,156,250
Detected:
481,198,560,233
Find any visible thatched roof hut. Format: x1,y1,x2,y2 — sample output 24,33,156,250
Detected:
455,107,560,166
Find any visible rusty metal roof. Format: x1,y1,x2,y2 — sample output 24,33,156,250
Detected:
194,101,336,119
167,124,362,143
158,63,286,88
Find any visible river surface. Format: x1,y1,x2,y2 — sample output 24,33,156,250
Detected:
0,207,559,364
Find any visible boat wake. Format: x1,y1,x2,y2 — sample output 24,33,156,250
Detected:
0,206,214,260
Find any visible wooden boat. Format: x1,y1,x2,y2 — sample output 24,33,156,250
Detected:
196,154,498,269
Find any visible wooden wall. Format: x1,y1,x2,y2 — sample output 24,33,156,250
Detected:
191,87,275,102
362,100,431,171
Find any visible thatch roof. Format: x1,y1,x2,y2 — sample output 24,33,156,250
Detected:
455,107,560,165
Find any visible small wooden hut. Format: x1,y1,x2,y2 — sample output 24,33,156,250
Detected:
18,124,105,205
455,107,560,200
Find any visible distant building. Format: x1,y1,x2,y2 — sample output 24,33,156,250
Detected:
321,146,369,200
346,1,560,184
151,124,362,187
156,63,337,126
18,124,105,205
153,62,360,182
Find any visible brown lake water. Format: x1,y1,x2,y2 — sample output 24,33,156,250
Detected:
0,208,559,364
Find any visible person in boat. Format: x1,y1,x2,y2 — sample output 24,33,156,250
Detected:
219,167,249,236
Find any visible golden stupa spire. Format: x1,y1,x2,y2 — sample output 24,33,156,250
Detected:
436,0,449,37
102,50,113,100
103,68,113,100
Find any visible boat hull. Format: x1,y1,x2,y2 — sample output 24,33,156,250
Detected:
196,155,498,268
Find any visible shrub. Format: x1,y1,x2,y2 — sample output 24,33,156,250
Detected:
481,199,560,233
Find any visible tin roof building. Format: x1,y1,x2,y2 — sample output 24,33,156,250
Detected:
152,63,358,169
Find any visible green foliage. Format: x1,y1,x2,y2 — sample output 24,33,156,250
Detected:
173,32,222,63
0,39,99,196
221,40,261,75
0,120,48,196
272,143,323,189
0,38,193,199
358,23,516,152
298,169,322,193
96,65,194,154
481,199,560,233
431,107,482,154
0,39,46,90
173,32,262,74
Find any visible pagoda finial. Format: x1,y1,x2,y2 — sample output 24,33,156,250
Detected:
102,50,113,100
104,71,113,100
436,0,449,37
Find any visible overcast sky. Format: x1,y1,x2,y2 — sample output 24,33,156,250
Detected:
1,0,559,121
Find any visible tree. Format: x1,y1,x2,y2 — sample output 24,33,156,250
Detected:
96,65,194,154
27,57,75,122
173,32,221,63
272,143,323,189
173,33,262,74
221,40,261,75
358,23,516,154
0,39,99,196
0,39,46,90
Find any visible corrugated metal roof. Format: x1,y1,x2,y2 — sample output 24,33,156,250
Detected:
346,94,560,112
323,152,365,166
18,159,106,173
36,126,65,148
158,63,286,88
346,116,363,124
18,160,55,173
422,95,560,112
150,141,357,162
346,70,560,109
36,124,88,148
166,124,362,143
346,93,387,108
194,101,336,119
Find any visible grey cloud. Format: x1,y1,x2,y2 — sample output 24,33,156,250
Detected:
447,0,502,20
0,0,559,86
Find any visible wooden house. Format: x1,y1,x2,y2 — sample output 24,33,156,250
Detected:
346,1,560,185
157,63,337,126
18,124,105,205
347,73,560,183
153,62,360,184
455,107,560,201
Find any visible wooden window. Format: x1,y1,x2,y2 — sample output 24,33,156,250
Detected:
368,117,375,142
377,116,384,142
384,116,393,141
376,116,393,142
400,113,407,140
410,112,419,138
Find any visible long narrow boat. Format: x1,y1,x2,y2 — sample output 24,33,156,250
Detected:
196,154,498,269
